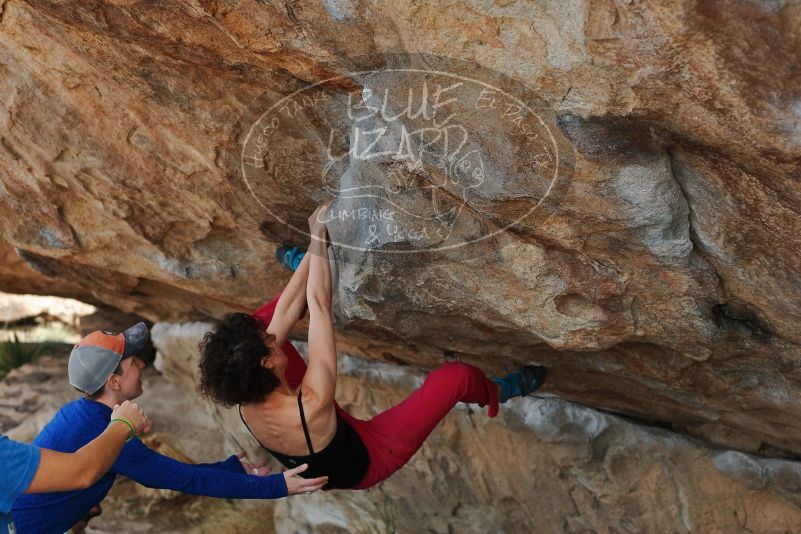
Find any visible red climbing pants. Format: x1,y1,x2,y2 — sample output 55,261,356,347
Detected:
254,295,500,490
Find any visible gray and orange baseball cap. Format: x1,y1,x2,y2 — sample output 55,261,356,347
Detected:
68,322,150,394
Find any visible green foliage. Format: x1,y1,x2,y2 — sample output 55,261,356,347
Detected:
0,331,49,381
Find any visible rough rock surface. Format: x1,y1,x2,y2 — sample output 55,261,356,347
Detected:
151,323,801,534
0,0,800,462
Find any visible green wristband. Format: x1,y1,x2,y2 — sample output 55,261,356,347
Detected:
109,417,136,442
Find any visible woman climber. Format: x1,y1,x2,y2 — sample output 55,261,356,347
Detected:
197,204,547,490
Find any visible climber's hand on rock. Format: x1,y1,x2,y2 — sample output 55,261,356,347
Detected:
283,463,328,495
236,450,273,476
308,202,331,238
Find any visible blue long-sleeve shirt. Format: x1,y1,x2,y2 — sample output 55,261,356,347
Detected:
12,397,287,534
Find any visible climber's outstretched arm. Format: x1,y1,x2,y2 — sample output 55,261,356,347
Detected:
266,252,310,347
302,205,337,404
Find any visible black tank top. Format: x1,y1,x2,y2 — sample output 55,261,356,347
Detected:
238,391,370,489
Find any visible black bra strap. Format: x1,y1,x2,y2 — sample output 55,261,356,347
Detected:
298,389,315,454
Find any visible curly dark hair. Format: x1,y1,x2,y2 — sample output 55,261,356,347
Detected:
198,313,280,407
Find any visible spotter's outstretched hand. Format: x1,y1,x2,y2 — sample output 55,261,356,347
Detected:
283,463,328,495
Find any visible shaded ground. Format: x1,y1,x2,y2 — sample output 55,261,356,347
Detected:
87,484,275,534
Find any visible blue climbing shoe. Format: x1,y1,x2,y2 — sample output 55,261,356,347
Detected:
276,246,306,271
493,365,547,403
